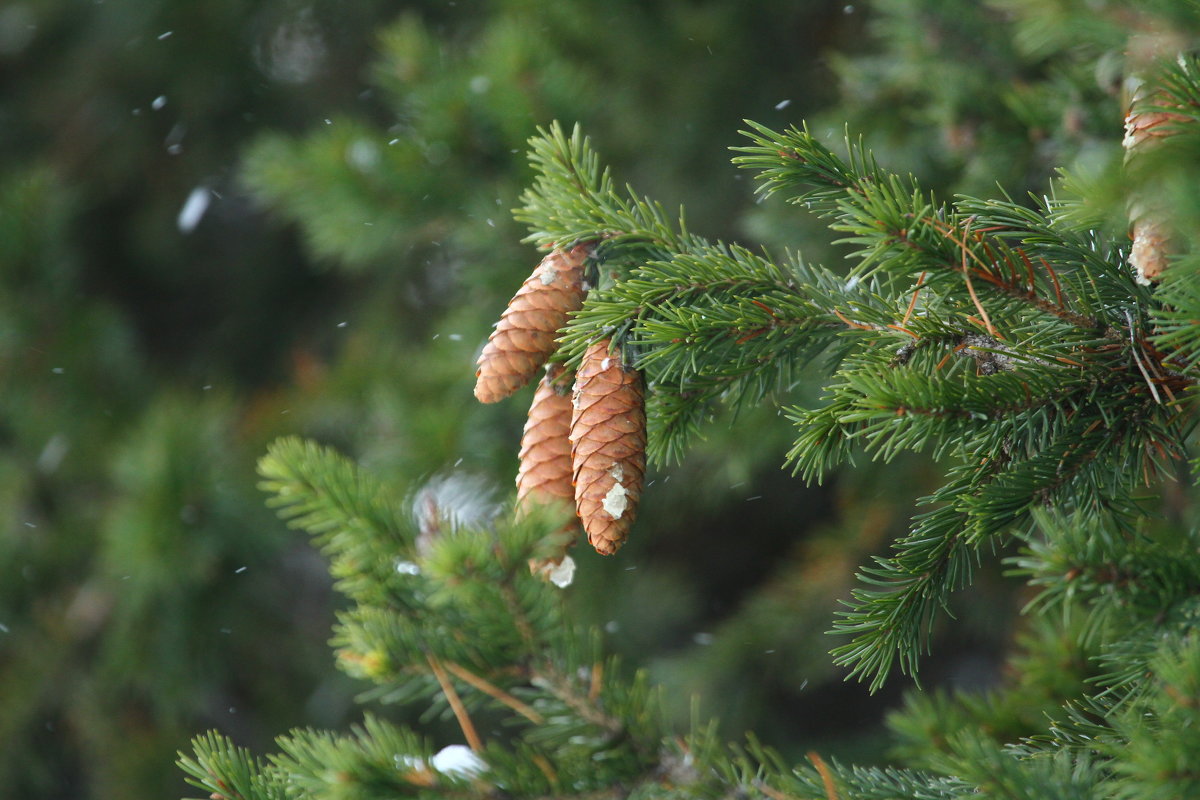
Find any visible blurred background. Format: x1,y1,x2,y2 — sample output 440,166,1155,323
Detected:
0,0,1141,796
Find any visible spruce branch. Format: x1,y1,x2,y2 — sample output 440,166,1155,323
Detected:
178,732,286,800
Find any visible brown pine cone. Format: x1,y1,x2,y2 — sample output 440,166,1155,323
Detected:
519,364,581,574
570,339,646,555
517,363,576,513
1130,215,1171,284
1123,84,1188,284
474,244,590,403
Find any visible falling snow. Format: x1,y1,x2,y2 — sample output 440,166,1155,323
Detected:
177,187,211,233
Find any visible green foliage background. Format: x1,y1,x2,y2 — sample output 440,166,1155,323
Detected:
2,1,1193,798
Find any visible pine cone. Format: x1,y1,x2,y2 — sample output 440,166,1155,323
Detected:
570,340,646,555
1123,85,1188,284
1130,215,1171,284
474,245,590,403
517,363,576,513
519,364,581,574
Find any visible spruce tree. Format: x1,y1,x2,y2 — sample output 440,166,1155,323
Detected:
1,2,847,796
180,5,1200,795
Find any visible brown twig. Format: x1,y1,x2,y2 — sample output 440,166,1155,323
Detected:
955,218,998,337
588,661,604,704
807,752,840,800
755,781,797,800
1041,257,1064,308
531,753,559,790
902,271,926,327
442,660,546,724
427,655,484,753
832,308,874,331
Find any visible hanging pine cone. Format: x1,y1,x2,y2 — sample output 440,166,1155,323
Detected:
1123,82,1189,284
516,363,576,513
518,364,581,575
474,244,590,403
570,339,646,556
1129,214,1171,284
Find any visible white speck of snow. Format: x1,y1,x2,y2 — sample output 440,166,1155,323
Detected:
431,745,487,778
746,495,762,501
388,138,400,145
469,75,491,94
51,367,64,374
234,566,247,574
601,480,628,520
486,218,495,227
395,560,421,576
539,264,557,285
202,384,212,390
693,632,715,646
0,623,8,633
336,321,348,328
177,187,211,233
605,620,619,633
609,463,624,481
23,522,36,528
158,31,173,40
547,555,576,588
151,95,167,110
600,357,611,370
843,4,855,13
36,438,67,474
448,333,463,341
774,99,791,110
37,434,69,474
165,122,186,154
324,118,332,125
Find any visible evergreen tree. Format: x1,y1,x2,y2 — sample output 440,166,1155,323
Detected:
1,1,861,796
181,2,1200,798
